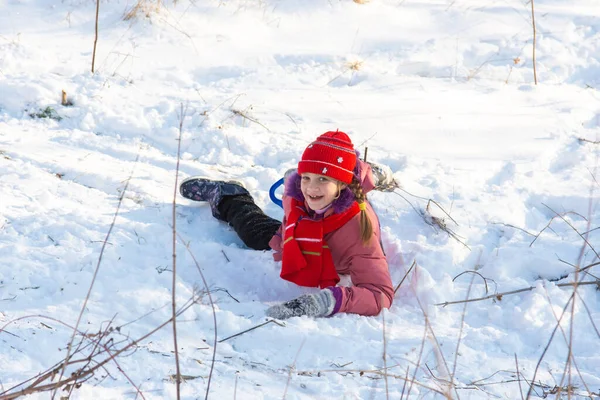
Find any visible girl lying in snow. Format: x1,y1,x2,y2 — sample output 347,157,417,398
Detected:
180,131,395,319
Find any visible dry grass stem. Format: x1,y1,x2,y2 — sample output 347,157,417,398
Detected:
393,189,469,249
515,354,525,400
394,260,416,294
413,295,458,399
176,233,217,400
53,152,140,399
102,345,146,400
452,271,495,295
381,302,389,400
450,273,476,390
124,0,161,21
283,339,306,399
231,108,270,132
197,93,243,128
564,184,596,399
436,280,599,307
530,0,538,84
170,104,187,399
326,59,366,86
221,249,231,262
578,138,600,145
542,203,599,260
525,292,575,400
579,260,600,273
61,90,71,106
0,298,198,400
218,319,285,343
530,207,588,248
213,287,240,303
428,199,465,247
406,322,429,399
346,60,364,71
91,0,100,73
576,292,600,339
294,367,446,395
357,132,378,148
234,372,239,400
543,290,591,398
491,221,537,237
557,258,600,281
400,367,409,400
580,225,600,235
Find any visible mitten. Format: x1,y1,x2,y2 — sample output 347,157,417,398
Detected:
266,289,335,319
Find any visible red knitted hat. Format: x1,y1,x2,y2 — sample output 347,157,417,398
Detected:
297,131,357,184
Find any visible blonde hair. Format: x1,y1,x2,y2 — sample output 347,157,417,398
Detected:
348,178,373,243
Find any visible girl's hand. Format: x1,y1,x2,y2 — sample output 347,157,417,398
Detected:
265,290,335,319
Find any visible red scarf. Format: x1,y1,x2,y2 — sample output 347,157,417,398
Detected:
280,198,360,288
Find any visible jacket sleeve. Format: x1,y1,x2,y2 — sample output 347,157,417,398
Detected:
326,205,394,316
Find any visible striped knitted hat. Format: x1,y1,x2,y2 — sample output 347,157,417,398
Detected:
297,131,357,184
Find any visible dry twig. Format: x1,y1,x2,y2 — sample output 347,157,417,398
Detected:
283,339,306,399
176,234,217,400
406,322,428,399
450,272,476,391
490,222,536,237
393,189,469,249
436,280,600,307
231,108,270,132
530,208,588,248
381,302,389,400
53,153,140,399
579,138,600,145
294,367,447,395
218,319,285,343
394,260,416,294
576,292,600,339
515,354,524,400
525,292,575,400
542,204,599,260
0,299,198,400
414,294,459,399
543,290,591,398
170,104,187,399
530,0,538,84
400,367,410,400
91,0,100,73
452,270,494,295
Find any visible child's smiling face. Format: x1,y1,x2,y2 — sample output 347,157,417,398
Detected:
300,172,344,211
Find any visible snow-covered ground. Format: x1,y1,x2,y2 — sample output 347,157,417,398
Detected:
1,0,600,398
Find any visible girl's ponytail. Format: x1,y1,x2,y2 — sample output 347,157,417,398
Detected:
349,178,373,244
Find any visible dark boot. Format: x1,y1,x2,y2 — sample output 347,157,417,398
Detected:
180,176,250,220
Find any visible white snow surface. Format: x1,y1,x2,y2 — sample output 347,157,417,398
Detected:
1,0,600,399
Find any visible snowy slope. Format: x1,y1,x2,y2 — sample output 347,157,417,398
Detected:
1,0,600,398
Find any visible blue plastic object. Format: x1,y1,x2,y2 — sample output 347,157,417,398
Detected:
269,177,284,208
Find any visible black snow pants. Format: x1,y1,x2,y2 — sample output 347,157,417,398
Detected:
217,194,281,251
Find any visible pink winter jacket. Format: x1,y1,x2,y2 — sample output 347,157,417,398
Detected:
268,161,394,316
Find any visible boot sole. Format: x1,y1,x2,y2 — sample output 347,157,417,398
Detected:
179,176,246,201
180,176,245,188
